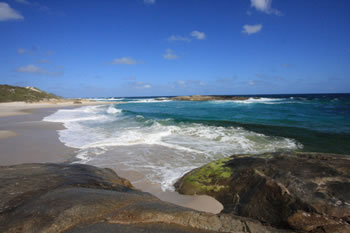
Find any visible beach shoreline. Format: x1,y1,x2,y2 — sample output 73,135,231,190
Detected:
0,101,223,214
0,100,113,118
0,103,85,165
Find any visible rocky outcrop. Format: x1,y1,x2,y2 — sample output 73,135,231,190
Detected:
0,163,284,233
171,95,251,101
175,152,350,232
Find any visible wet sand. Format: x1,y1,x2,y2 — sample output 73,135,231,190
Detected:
0,107,78,165
0,130,17,139
0,102,223,214
115,168,223,214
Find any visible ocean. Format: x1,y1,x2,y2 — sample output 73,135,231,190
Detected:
43,94,350,191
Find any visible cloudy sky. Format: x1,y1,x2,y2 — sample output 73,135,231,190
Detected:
1,0,349,97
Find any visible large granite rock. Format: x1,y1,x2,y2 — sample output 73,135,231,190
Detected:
171,95,250,101
175,152,350,232
0,163,284,233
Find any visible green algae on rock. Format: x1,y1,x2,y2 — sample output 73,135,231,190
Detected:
175,157,233,195
175,152,350,232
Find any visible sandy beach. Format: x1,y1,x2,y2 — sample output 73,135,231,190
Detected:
0,105,77,165
0,100,111,164
0,100,111,118
0,101,223,214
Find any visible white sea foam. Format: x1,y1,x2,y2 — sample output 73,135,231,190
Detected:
90,98,124,101
127,98,172,103
106,105,122,114
44,105,302,191
233,97,287,104
89,97,171,103
209,97,301,105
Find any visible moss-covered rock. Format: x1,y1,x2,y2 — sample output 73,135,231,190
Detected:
175,152,350,232
177,157,232,195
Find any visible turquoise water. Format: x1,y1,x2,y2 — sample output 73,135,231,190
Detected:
44,94,350,190
117,94,350,154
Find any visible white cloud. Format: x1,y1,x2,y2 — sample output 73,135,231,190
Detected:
177,80,186,86
191,30,206,40
14,0,51,14
129,81,152,89
17,48,26,54
168,35,191,42
112,57,138,65
250,0,281,15
163,49,178,60
17,47,47,55
144,0,156,5
168,30,206,43
242,24,262,35
248,80,256,86
0,2,23,21
16,64,63,76
171,80,207,90
17,64,42,73
14,0,30,5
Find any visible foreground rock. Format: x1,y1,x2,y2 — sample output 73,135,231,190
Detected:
0,163,284,233
171,95,251,101
175,152,350,232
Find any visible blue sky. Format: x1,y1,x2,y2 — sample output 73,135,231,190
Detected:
0,0,349,97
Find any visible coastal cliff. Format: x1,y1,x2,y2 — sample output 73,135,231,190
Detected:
171,95,251,101
0,163,284,233
175,152,350,232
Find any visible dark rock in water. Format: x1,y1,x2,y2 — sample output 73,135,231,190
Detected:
0,163,284,233
171,95,251,101
174,152,350,232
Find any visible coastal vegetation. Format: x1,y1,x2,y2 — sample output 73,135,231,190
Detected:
0,84,60,103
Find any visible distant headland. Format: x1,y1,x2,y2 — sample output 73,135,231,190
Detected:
0,84,61,103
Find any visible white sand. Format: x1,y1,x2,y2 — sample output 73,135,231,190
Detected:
0,130,17,139
0,100,110,164
0,100,111,117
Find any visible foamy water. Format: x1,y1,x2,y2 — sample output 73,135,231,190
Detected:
43,103,302,191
